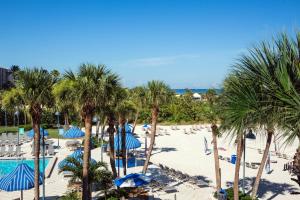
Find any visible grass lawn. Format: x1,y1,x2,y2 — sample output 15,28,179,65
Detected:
0,126,60,138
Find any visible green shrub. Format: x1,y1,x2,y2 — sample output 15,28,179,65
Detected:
59,190,80,200
213,188,256,200
20,124,32,131
107,197,118,200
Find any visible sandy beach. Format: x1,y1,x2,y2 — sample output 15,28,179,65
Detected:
0,124,300,200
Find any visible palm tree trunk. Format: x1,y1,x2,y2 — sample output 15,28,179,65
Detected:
24,111,27,125
121,117,127,175
251,130,273,199
33,119,40,200
132,111,139,134
142,106,158,173
82,114,92,200
211,124,221,191
108,116,117,178
234,134,244,200
64,113,69,130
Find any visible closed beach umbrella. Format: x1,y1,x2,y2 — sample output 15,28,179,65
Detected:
114,133,141,150
204,137,209,154
58,150,96,169
0,163,43,200
114,173,151,188
27,128,49,138
62,127,85,138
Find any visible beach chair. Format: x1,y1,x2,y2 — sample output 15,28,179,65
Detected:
283,154,288,159
48,144,55,155
246,162,251,168
277,153,283,158
15,145,21,157
7,145,14,157
0,145,6,157
183,129,188,134
176,125,180,130
226,157,231,162
258,149,263,154
251,163,258,169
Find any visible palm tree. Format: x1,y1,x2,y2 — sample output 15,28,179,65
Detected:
142,80,172,173
52,79,75,129
59,157,113,199
203,89,221,191
221,39,284,199
130,86,147,133
115,88,136,175
65,64,120,199
16,68,55,200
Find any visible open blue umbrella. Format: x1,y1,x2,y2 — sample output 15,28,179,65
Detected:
114,173,151,188
62,127,85,138
27,128,49,138
114,133,141,150
0,163,43,200
58,150,96,169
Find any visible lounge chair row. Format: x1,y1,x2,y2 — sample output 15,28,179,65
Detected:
0,133,31,145
218,155,259,169
31,143,55,156
0,145,22,157
158,163,209,188
170,126,180,130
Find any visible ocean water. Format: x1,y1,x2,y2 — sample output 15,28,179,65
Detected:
173,89,222,95
0,158,50,177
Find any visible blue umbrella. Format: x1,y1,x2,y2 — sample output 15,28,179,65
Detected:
62,127,85,138
114,173,151,188
118,123,132,134
27,128,49,138
143,124,151,129
58,150,96,169
114,133,141,150
0,163,43,199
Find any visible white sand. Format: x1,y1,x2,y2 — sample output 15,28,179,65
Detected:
1,125,300,200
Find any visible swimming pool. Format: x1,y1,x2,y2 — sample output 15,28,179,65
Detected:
0,158,50,177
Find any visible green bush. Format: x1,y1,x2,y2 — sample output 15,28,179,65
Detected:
59,190,80,200
20,124,32,131
214,188,256,200
107,197,118,200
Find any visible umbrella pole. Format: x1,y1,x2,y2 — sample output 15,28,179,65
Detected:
42,130,46,200
21,189,23,200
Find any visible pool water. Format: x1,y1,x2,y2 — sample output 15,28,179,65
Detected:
0,158,50,177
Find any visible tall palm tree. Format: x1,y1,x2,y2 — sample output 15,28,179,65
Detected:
116,88,136,175
65,64,120,199
52,79,75,129
203,89,221,191
220,73,261,200
130,86,147,133
142,80,172,173
16,68,55,200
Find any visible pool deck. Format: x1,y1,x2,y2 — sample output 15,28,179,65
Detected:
0,139,77,199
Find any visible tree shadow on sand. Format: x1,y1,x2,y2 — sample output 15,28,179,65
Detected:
225,177,300,200
151,147,177,155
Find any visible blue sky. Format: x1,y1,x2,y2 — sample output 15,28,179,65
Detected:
0,0,299,88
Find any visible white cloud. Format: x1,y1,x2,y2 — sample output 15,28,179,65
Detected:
122,54,202,67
